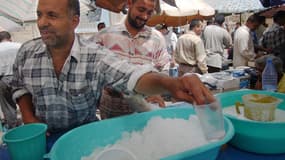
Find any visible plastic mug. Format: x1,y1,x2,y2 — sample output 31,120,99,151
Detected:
2,123,47,160
235,94,282,121
194,100,225,141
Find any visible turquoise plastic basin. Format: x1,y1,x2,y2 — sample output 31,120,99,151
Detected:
46,106,234,160
217,89,285,154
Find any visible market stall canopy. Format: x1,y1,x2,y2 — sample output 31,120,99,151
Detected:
0,16,22,32
95,0,127,13
95,0,179,13
206,0,265,13
259,4,285,18
0,0,37,23
0,0,101,23
146,0,215,27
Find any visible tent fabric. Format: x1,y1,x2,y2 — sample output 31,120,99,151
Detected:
206,0,265,13
0,0,104,32
0,0,95,23
0,16,22,32
146,0,215,27
0,0,36,22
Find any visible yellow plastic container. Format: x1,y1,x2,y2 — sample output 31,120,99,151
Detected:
235,94,282,121
217,89,285,154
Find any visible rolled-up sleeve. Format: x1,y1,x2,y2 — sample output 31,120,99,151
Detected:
11,46,30,102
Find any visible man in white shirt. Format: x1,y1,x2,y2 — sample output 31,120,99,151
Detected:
233,14,262,67
202,14,232,73
156,24,178,57
0,31,21,128
174,19,208,76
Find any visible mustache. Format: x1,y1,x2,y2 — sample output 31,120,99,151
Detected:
136,17,147,23
39,26,54,33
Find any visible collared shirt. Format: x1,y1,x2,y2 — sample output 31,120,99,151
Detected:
11,34,155,132
233,25,256,67
174,31,208,74
262,23,285,52
94,23,170,118
0,41,21,76
202,24,232,68
95,23,170,71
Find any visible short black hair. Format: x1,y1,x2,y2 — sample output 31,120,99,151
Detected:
247,14,262,24
189,19,201,30
214,14,225,25
68,0,80,16
273,11,285,23
0,31,11,42
97,22,106,29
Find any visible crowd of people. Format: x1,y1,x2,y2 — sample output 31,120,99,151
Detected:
161,11,285,91
0,0,284,152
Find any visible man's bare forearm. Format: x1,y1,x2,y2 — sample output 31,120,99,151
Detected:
17,94,40,123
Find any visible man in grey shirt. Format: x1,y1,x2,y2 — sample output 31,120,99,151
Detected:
202,14,232,72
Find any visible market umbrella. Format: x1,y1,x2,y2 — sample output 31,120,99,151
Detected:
206,0,265,14
146,0,215,27
95,0,127,13
95,0,179,13
259,4,285,18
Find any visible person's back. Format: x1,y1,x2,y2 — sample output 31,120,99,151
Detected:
202,14,232,72
0,41,21,76
0,31,21,129
203,24,231,55
174,19,208,76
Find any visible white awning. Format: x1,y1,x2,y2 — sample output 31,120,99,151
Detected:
206,0,265,13
0,16,22,31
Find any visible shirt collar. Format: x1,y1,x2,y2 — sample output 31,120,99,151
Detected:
243,25,250,32
70,34,80,61
34,35,79,61
187,30,197,35
112,22,152,39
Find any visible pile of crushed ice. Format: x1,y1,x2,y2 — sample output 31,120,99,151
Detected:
82,115,209,160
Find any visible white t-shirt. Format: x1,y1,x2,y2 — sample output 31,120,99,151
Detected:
0,41,21,76
233,25,255,67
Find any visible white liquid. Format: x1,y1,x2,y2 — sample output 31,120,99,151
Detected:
223,106,285,122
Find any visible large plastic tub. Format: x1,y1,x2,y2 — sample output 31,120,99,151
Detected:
217,89,285,154
46,106,234,160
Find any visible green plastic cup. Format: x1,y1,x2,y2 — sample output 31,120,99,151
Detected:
2,123,47,160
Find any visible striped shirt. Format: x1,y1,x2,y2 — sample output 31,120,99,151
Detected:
262,23,285,53
95,23,170,71
11,34,155,132
94,23,170,118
